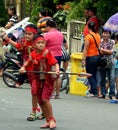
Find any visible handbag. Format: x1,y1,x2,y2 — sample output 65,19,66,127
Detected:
90,34,111,69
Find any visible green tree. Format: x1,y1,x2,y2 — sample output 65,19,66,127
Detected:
27,0,118,28
0,0,7,27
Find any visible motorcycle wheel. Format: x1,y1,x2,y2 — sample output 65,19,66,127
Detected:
2,65,19,88
60,68,69,93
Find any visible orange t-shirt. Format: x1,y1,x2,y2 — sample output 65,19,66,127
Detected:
85,32,101,57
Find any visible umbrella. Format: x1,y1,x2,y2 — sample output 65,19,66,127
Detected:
104,12,118,33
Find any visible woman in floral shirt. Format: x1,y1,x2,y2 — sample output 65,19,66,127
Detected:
99,27,116,100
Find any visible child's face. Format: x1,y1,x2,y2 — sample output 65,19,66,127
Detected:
33,40,46,51
24,31,34,41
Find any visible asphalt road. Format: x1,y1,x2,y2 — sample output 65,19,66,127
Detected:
0,78,118,130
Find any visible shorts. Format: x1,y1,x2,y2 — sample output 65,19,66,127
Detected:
55,56,62,67
61,46,70,62
27,73,38,95
115,68,118,78
37,78,55,105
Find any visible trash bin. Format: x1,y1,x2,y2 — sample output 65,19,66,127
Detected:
69,53,88,96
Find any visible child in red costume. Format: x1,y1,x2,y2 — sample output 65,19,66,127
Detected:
19,34,59,129
3,24,41,121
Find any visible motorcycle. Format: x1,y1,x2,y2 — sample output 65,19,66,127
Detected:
2,48,69,90
2,49,28,88
2,55,69,90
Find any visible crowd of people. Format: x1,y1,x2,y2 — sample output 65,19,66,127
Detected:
82,7,118,101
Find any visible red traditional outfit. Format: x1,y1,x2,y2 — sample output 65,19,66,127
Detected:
14,38,38,94
26,48,57,104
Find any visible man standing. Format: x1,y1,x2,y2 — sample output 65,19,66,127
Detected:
83,7,100,37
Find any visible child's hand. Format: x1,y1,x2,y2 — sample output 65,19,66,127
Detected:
2,34,10,45
19,67,26,74
55,69,60,76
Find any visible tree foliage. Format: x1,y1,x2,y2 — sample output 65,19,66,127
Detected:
29,0,118,28
3,0,118,28
0,0,7,27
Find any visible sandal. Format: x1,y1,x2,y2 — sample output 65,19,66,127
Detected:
40,119,50,129
49,117,56,129
51,95,60,99
27,113,36,121
36,113,45,120
98,95,105,98
40,123,49,129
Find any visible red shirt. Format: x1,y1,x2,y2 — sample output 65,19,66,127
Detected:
83,16,99,36
15,38,34,71
15,38,34,62
27,48,57,72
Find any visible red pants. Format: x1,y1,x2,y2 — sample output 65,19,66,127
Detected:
37,77,55,105
27,73,38,95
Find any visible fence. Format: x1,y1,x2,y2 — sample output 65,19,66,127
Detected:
62,20,86,55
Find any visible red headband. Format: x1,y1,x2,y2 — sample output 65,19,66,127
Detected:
25,26,37,34
34,37,46,44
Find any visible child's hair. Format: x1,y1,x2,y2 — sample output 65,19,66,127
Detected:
33,33,44,40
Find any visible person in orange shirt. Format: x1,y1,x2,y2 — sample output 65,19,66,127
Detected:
82,21,101,97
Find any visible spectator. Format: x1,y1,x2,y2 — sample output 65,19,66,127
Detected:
83,8,90,23
37,8,51,33
114,34,118,99
61,38,70,71
99,27,116,100
81,7,99,52
82,21,101,97
44,19,63,99
5,6,18,29
83,7,100,37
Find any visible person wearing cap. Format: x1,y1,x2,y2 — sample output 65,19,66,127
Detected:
19,34,59,129
3,24,42,121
